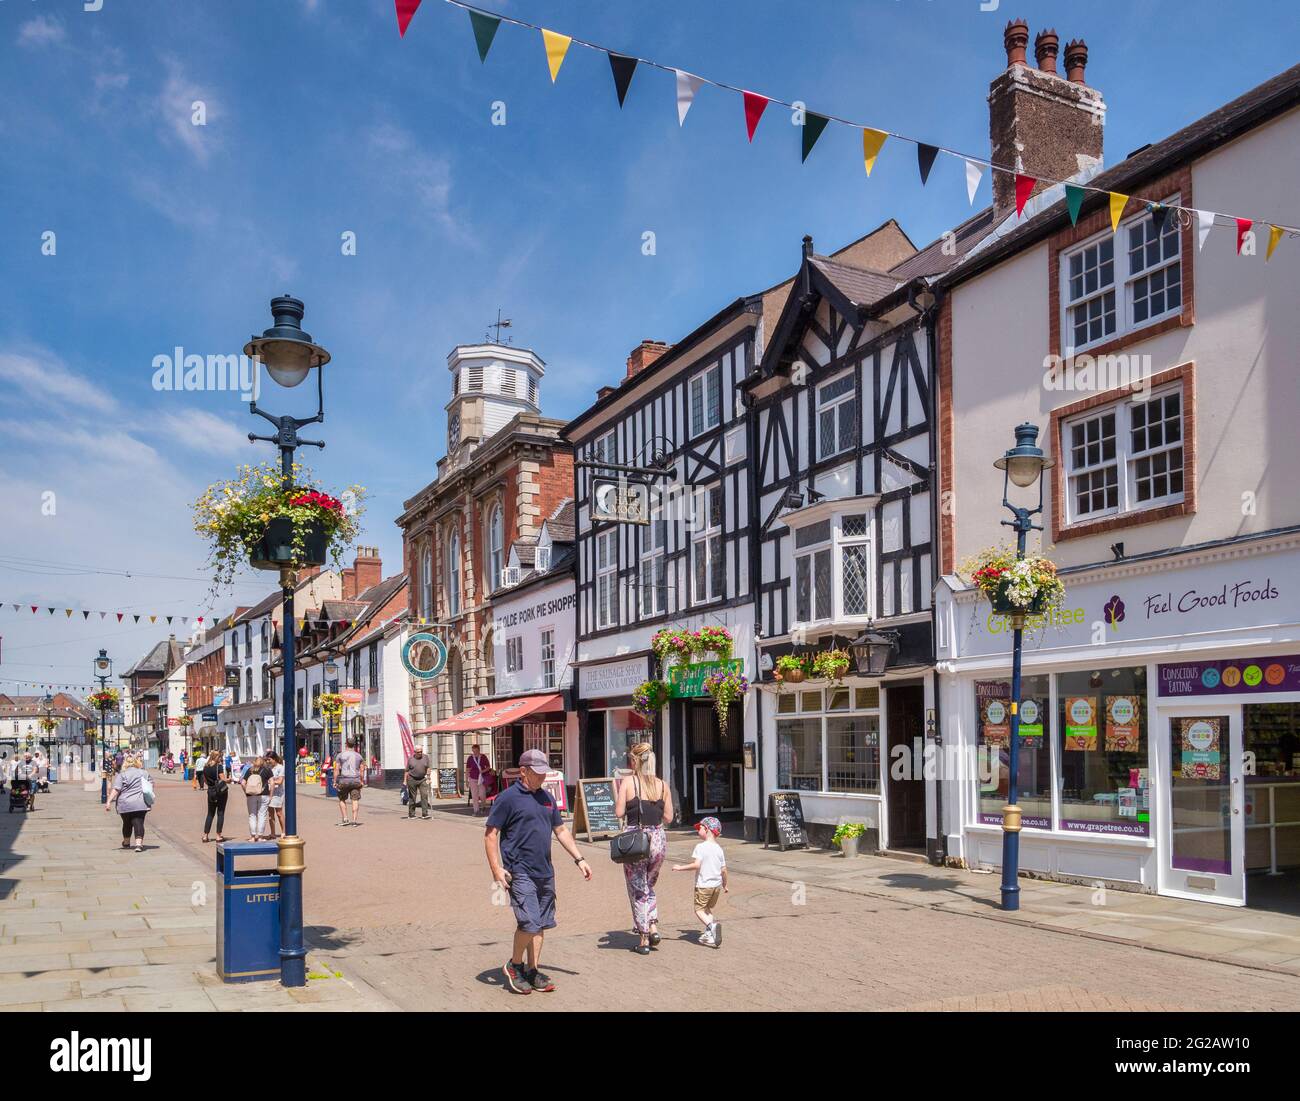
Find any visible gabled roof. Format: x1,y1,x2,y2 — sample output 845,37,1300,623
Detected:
122,637,185,679
808,256,901,312
543,499,575,543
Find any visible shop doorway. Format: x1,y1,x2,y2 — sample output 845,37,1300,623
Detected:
885,683,926,851
679,701,742,822
1159,705,1245,906
1242,701,1300,913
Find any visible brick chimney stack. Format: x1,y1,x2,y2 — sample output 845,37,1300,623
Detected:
351,546,383,598
625,340,670,379
989,18,1105,222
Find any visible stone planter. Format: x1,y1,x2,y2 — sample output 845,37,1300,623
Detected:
249,516,328,571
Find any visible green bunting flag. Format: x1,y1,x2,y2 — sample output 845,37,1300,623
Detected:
468,9,501,62
608,53,638,107
1065,184,1085,226
801,112,830,162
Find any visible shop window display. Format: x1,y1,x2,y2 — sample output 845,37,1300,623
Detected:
775,687,881,795
977,675,1051,829
1057,667,1149,836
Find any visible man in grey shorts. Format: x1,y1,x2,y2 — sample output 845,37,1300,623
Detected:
404,745,432,820
334,737,366,826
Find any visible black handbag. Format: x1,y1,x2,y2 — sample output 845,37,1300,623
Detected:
609,777,651,865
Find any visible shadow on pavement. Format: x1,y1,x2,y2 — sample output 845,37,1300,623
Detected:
306,924,368,951
876,872,963,893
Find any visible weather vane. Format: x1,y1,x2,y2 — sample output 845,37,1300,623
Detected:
486,309,513,345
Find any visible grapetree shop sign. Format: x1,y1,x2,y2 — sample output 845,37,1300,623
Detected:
1159,655,1300,697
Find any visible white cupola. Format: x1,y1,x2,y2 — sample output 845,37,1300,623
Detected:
445,343,545,454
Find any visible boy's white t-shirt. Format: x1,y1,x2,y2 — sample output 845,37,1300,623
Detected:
692,838,726,888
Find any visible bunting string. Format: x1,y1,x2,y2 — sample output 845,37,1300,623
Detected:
0,601,209,630
405,0,1299,249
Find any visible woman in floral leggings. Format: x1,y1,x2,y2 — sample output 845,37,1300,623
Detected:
615,743,674,955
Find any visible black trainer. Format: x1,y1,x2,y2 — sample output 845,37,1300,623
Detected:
503,960,532,994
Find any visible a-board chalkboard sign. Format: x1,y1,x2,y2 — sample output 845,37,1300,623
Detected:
573,777,622,842
436,768,460,799
765,791,808,851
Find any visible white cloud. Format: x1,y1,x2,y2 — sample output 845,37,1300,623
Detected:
18,17,65,49
0,351,119,415
157,58,217,164
153,409,250,458
367,122,463,239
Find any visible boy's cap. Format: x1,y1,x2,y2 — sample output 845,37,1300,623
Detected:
519,749,550,775
698,816,721,836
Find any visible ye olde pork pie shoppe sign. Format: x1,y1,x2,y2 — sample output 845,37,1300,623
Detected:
950,545,1297,659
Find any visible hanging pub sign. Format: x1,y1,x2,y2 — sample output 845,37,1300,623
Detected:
668,660,744,699
402,632,448,680
591,476,649,525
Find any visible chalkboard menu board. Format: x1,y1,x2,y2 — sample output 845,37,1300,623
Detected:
436,768,460,798
574,777,622,842
766,791,808,851
703,762,733,808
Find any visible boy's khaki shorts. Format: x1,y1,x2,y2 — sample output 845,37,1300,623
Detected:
694,886,721,911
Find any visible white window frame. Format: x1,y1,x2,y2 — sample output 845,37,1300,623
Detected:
487,505,504,588
689,363,721,438
447,531,461,618
791,510,875,628
691,484,724,606
595,530,617,629
506,637,523,674
775,686,882,795
540,629,556,689
1062,382,1186,525
592,431,615,467
815,370,858,461
640,499,667,618
1060,194,1183,356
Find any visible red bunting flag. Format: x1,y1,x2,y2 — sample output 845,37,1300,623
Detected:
30,606,37,614
1015,174,1036,217
1236,218,1253,254
117,613,124,622
743,91,769,142
395,0,421,38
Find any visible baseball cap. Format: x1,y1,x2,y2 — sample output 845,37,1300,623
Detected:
519,749,549,775
698,816,722,836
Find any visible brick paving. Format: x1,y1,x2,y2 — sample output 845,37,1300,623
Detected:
10,774,1300,1012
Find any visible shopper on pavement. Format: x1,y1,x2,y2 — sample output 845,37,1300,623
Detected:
240,755,272,841
201,750,229,843
466,743,491,816
334,737,365,826
484,749,592,995
266,752,285,839
404,746,431,820
105,752,152,852
614,742,673,955
195,750,206,791
672,816,728,948
12,752,40,811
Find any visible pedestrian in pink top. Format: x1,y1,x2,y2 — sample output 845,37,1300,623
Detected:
466,744,491,816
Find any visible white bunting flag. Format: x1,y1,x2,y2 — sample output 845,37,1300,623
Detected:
676,70,704,126
1197,209,1216,252
965,159,985,206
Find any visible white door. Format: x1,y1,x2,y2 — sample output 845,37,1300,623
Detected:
1159,705,1245,906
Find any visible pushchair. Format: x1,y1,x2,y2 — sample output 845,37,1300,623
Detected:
8,779,33,813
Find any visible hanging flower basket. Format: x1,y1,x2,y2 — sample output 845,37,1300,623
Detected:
193,463,365,590
39,718,58,734
651,628,696,668
632,679,670,721
88,688,120,712
703,667,749,736
695,625,734,662
812,649,851,682
774,654,808,684
963,546,1065,619
319,693,345,718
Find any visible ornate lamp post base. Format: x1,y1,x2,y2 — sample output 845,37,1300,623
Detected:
276,835,307,986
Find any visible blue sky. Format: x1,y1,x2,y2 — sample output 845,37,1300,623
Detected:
1,0,1296,690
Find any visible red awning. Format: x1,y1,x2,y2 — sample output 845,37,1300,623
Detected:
417,693,564,734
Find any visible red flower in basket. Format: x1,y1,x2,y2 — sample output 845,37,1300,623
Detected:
289,489,343,513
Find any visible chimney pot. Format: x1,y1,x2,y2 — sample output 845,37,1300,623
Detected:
1064,38,1088,84
625,339,671,379
1034,28,1059,74
801,234,814,258
1003,18,1030,66
597,385,616,401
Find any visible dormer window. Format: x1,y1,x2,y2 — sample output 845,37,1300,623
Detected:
786,498,877,629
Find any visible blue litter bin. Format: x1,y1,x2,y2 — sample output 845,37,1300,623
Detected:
216,842,281,983
184,767,193,781
325,768,336,798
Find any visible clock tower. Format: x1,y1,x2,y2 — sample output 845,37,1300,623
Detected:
445,343,545,458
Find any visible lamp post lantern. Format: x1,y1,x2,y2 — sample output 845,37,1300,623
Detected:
93,650,113,803
992,422,1053,911
244,294,331,988
849,625,899,677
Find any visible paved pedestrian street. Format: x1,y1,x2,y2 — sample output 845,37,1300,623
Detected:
6,777,1295,1013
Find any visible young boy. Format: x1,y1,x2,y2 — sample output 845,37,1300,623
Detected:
672,816,728,947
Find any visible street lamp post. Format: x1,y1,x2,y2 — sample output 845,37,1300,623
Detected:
992,423,1053,912
245,295,331,988
93,650,113,803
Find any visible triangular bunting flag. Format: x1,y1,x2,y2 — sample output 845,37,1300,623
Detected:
675,70,703,126
82,611,90,620
1015,174,1036,217
743,91,768,142
30,606,37,614
1109,192,1129,233
182,617,189,625
99,612,106,620
965,160,984,205
9,604,16,612
65,609,73,618
1149,203,1170,237
1267,225,1285,261
541,29,571,82
861,129,887,176
197,616,204,624
608,53,638,107
117,613,124,622
47,608,54,616
394,0,421,38
1065,184,1085,226
166,616,173,625
468,9,500,62
1197,210,1216,252
801,112,830,162
133,616,140,624
149,615,156,624
1235,218,1252,254
917,143,939,185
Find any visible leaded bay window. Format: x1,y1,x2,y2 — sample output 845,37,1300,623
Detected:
689,364,722,437
816,372,857,460
776,686,880,794
790,507,875,628
1064,384,1184,524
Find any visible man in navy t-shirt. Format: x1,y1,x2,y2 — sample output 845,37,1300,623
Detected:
485,749,592,995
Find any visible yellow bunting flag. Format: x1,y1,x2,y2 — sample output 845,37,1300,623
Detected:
65,609,73,617
541,29,571,82
1267,225,1285,261
862,129,887,177
149,615,157,624
1109,192,1128,232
